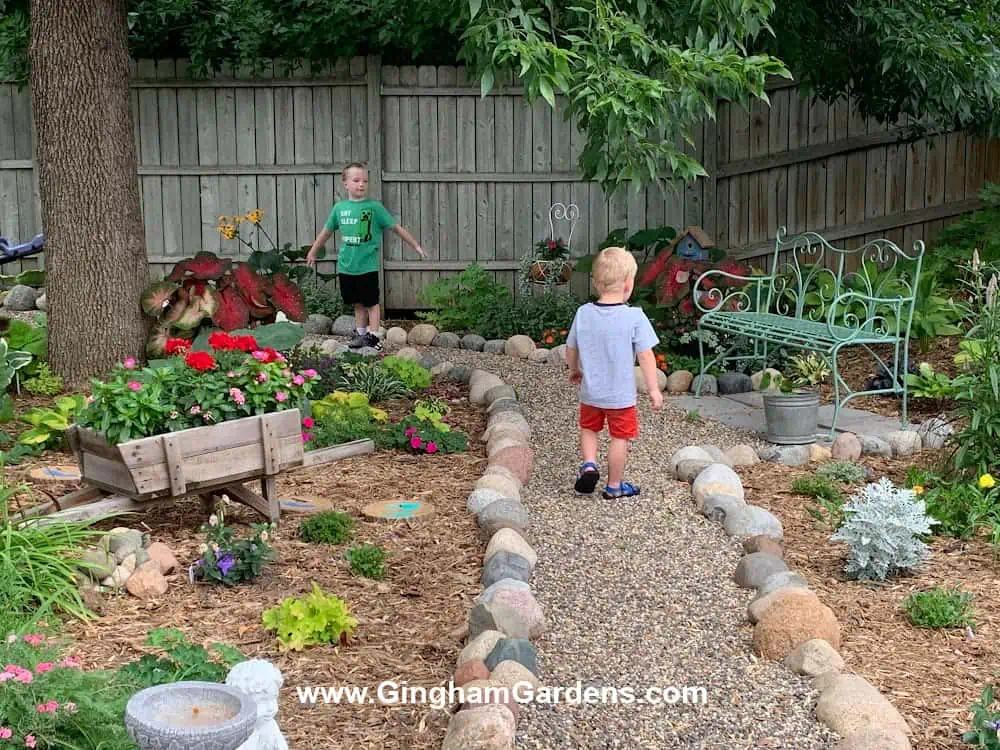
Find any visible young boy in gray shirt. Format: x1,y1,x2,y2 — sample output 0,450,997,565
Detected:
566,246,663,498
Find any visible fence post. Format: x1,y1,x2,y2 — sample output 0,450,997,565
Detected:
702,105,718,241
366,55,385,312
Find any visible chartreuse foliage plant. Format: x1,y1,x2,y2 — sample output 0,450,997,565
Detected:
262,582,358,652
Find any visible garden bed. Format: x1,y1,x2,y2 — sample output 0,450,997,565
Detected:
7,381,486,749
738,455,997,750
817,337,961,421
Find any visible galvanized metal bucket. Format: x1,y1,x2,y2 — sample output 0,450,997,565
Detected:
762,391,820,444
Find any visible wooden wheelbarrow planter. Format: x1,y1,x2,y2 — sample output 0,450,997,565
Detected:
36,409,374,525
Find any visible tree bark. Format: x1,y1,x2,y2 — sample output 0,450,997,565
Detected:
29,0,148,389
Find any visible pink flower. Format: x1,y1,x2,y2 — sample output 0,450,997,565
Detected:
404,427,417,437
227,370,236,378
25,736,36,748
409,437,423,450
34,662,53,674
22,635,43,646
45,701,58,712
64,702,77,713
252,350,268,361
275,391,288,403
123,357,137,369
60,656,81,668
281,368,292,377
190,405,201,415
302,417,315,428
275,353,287,363
257,372,268,382
14,671,32,683
127,380,142,392
0,672,14,682
292,375,305,386
426,441,439,454
0,728,10,739
301,432,313,443
304,368,318,378
229,387,246,406
35,704,49,713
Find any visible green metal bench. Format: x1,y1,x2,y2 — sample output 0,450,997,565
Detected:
691,227,926,437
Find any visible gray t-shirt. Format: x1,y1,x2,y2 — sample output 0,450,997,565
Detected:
566,302,660,409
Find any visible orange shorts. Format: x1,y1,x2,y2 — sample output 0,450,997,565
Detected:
579,403,639,440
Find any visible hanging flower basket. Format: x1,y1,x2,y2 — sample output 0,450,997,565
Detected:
529,259,574,284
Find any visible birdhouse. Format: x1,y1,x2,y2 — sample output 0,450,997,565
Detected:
669,226,713,261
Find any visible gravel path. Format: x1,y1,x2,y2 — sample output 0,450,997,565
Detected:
440,349,839,750
307,336,839,748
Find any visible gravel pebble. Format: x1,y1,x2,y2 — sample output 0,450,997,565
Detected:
313,337,837,748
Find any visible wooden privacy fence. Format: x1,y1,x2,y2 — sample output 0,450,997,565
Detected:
2,56,999,309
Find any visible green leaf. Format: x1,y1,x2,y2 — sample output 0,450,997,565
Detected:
539,78,555,108
469,0,482,18
480,67,495,98
18,426,52,445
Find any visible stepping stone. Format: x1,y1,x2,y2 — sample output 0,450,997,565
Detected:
30,465,81,481
362,499,434,520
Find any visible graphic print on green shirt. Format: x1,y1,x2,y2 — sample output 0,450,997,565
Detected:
323,199,398,275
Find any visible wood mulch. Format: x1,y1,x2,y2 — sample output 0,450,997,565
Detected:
7,381,487,750
739,454,998,750
817,337,961,421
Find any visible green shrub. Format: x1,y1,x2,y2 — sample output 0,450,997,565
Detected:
299,511,356,545
417,264,513,332
346,543,388,579
380,356,431,391
792,475,844,503
816,461,868,484
922,480,1000,539
117,627,245,686
262,582,358,652
903,586,975,629
22,363,64,396
300,277,346,320
307,391,387,450
478,291,582,341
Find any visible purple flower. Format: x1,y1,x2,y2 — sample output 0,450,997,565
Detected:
217,553,235,576
986,719,1000,731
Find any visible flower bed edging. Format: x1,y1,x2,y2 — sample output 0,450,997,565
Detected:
440,367,543,750
671,445,915,750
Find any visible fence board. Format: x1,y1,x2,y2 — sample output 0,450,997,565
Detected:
4,58,999,309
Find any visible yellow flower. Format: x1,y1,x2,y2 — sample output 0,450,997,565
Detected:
912,485,924,495
248,209,263,224
978,473,996,490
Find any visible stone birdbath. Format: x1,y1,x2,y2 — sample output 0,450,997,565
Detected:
124,681,257,750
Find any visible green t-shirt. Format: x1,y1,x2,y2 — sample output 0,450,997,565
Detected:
323,199,397,275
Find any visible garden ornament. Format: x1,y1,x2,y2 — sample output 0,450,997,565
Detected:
226,660,289,750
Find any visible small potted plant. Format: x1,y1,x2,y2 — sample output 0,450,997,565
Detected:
525,238,573,285
759,352,830,444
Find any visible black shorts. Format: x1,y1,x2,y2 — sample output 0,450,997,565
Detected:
339,272,380,307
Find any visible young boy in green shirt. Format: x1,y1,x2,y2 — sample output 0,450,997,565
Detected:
307,162,426,349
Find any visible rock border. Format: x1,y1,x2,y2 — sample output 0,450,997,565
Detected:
671,446,915,750
435,366,543,749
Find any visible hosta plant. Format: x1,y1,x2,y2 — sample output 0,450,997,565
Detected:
142,250,307,356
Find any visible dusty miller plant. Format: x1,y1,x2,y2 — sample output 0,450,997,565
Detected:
829,477,938,582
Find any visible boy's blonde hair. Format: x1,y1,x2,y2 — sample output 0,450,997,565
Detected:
341,161,368,179
592,246,637,292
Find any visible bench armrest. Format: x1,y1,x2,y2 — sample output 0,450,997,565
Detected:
825,290,910,342
693,270,772,313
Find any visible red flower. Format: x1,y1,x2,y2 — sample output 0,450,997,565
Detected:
208,332,236,351
547,240,556,249
233,335,259,353
679,298,695,315
165,338,191,355
184,351,217,372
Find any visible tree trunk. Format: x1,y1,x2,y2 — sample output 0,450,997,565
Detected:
29,0,148,389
